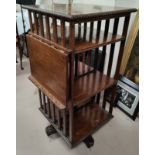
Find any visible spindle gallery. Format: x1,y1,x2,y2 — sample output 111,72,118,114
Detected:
22,3,137,148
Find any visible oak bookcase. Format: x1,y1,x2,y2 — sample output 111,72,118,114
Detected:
22,3,137,148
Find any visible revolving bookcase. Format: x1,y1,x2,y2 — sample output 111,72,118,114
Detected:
22,3,137,148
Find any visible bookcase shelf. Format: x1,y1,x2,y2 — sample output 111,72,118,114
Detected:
23,3,137,148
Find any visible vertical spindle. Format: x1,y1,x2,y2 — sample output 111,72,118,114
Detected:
28,10,33,32
38,89,43,109
45,15,51,40
61,20,65,47
53,17,58,43
39,13,44,37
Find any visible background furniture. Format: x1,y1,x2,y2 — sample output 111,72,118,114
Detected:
16,22,24,70
16,0,36,57
23,3,137,148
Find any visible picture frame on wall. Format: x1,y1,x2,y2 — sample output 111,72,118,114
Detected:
115,76,139,120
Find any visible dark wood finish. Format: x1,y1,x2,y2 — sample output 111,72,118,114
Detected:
28,10,33,31
53,17,58,43
45,125,57,136
22,4,137,22
78,23,81,40
42,93,47,113
50,101,56,122
56,108,61,129
73,67,116,105
45,15,51,40
96,20,101,40
63,109,67,136
107,18,119,76
104,19,110,39
68,22,75,142
24,4,136,148
72,103,112,144
83,135,94,148
73,33,124,53
39,13,44,37
89,22,94,41
47,98,51,118
61,20,66,47
38,89,43,109
83,23,87,40
27,35,68,109
33,12,38,34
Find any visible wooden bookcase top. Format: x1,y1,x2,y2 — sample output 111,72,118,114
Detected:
22,3,137,21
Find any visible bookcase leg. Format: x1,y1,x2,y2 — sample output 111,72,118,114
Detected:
83,135,94,148
45,125,56,136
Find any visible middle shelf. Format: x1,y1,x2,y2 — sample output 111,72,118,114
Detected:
73,70,116,106
30,25,125,54
29,69,116,109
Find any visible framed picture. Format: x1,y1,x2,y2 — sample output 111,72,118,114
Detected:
115,76,139,120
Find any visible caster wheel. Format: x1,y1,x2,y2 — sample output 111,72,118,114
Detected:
83,135,94,148
45,125,56,136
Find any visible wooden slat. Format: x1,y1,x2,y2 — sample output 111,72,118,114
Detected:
53,17,58,43
75,54,78,77
42,93,47,113
63,109,67,136
78,23,81,40
69,22,75,142
33,12,38,34
99,46,106,72
94,48,99,69
56,108,61,129
28,10,33,31
45,15,51,40
96,93,101,103
39,13,44,37
89,22,94,41
83,22,87,40
112,18,119,35
107,43,115,77
88,51,92,71
107,18,119,77
51,102,56,122
104,19,110,39
102,89,109,109
96,20,101,40
61,20,66,47
82,53,86,74
38,89,43,109
47,98,51,118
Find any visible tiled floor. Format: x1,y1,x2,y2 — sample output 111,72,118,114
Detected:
16,56,139,155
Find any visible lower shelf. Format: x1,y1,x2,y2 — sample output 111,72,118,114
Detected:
72,104,113,144
40,103,113,147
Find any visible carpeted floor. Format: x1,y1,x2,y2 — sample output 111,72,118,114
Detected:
16,56,139,155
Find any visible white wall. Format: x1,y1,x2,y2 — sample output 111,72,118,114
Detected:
38,0,115,6
74,0,115,6
115,0,139,8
